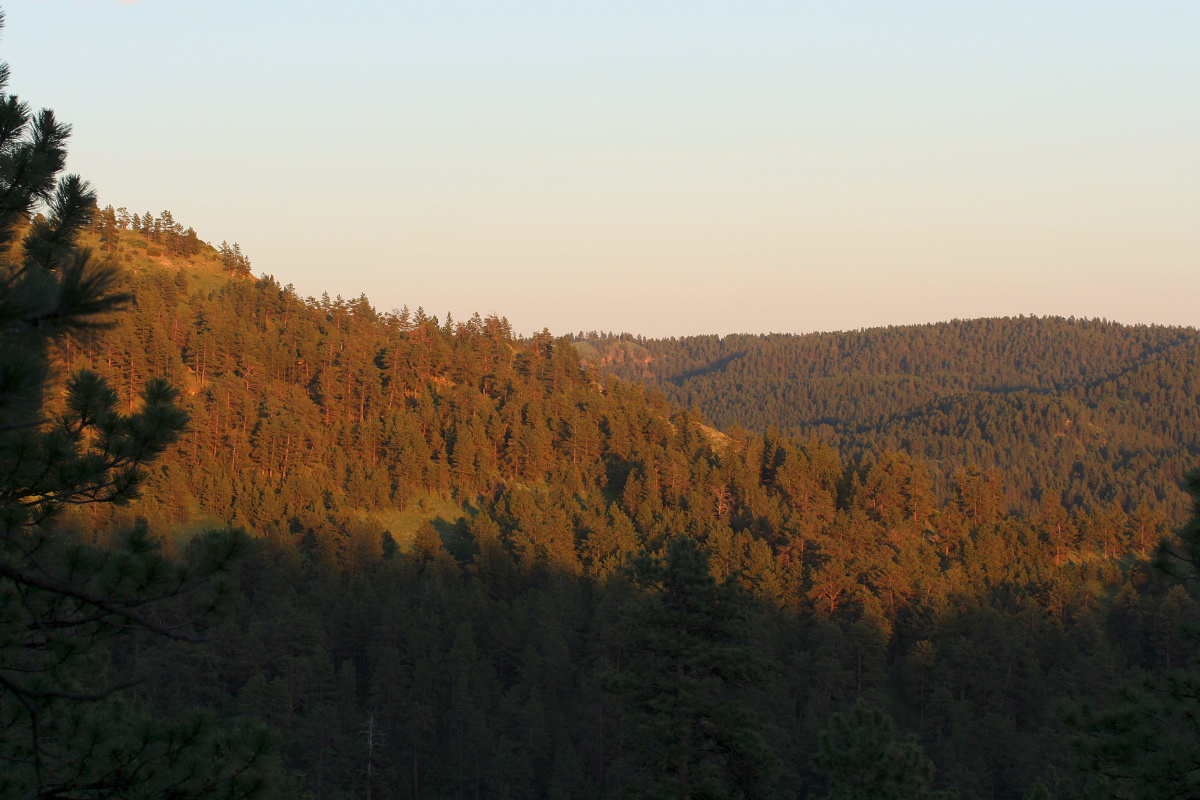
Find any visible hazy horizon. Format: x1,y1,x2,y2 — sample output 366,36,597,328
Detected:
5,1,1197,338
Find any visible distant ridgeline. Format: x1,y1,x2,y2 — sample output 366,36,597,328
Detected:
55,215,1200,799
574,321,1200,521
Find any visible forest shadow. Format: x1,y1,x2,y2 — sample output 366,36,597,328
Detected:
667,351,747,384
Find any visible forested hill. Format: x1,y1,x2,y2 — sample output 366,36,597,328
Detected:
39,210,1199,799
576,320,1200,520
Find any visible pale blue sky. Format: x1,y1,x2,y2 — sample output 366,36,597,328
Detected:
4,1,1197,336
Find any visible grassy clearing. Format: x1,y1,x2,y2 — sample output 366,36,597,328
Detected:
162,496,471,556
77,227,245,295
363,494,470,552
169,515,228,547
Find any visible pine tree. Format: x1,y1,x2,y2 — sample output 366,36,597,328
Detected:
0,12,277,797
812,699,953,800
603,536,777,799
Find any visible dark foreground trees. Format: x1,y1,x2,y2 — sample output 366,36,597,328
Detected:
604,537,778,799
1065,470,1200,800
812,700,952,800
0,12,276,798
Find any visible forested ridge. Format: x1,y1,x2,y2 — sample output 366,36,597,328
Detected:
17,217,1196,799
6,14,1200,795
576,323,1200,522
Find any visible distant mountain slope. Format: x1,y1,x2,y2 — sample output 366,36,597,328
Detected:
578,319,1200,518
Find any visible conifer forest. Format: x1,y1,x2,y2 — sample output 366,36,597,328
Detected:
4,11,1200,800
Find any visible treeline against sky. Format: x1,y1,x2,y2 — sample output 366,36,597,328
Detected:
50,224,1200,798
577,321,1200,522
89,202,253,272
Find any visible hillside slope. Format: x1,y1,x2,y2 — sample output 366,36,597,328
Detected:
51,210,1198,799
579,319,1200,518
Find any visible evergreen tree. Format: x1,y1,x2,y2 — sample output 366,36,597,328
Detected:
0,13,276,797
812,699,952,800
604,537,777,799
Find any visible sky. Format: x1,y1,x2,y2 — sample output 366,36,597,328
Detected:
3,1,1198,337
